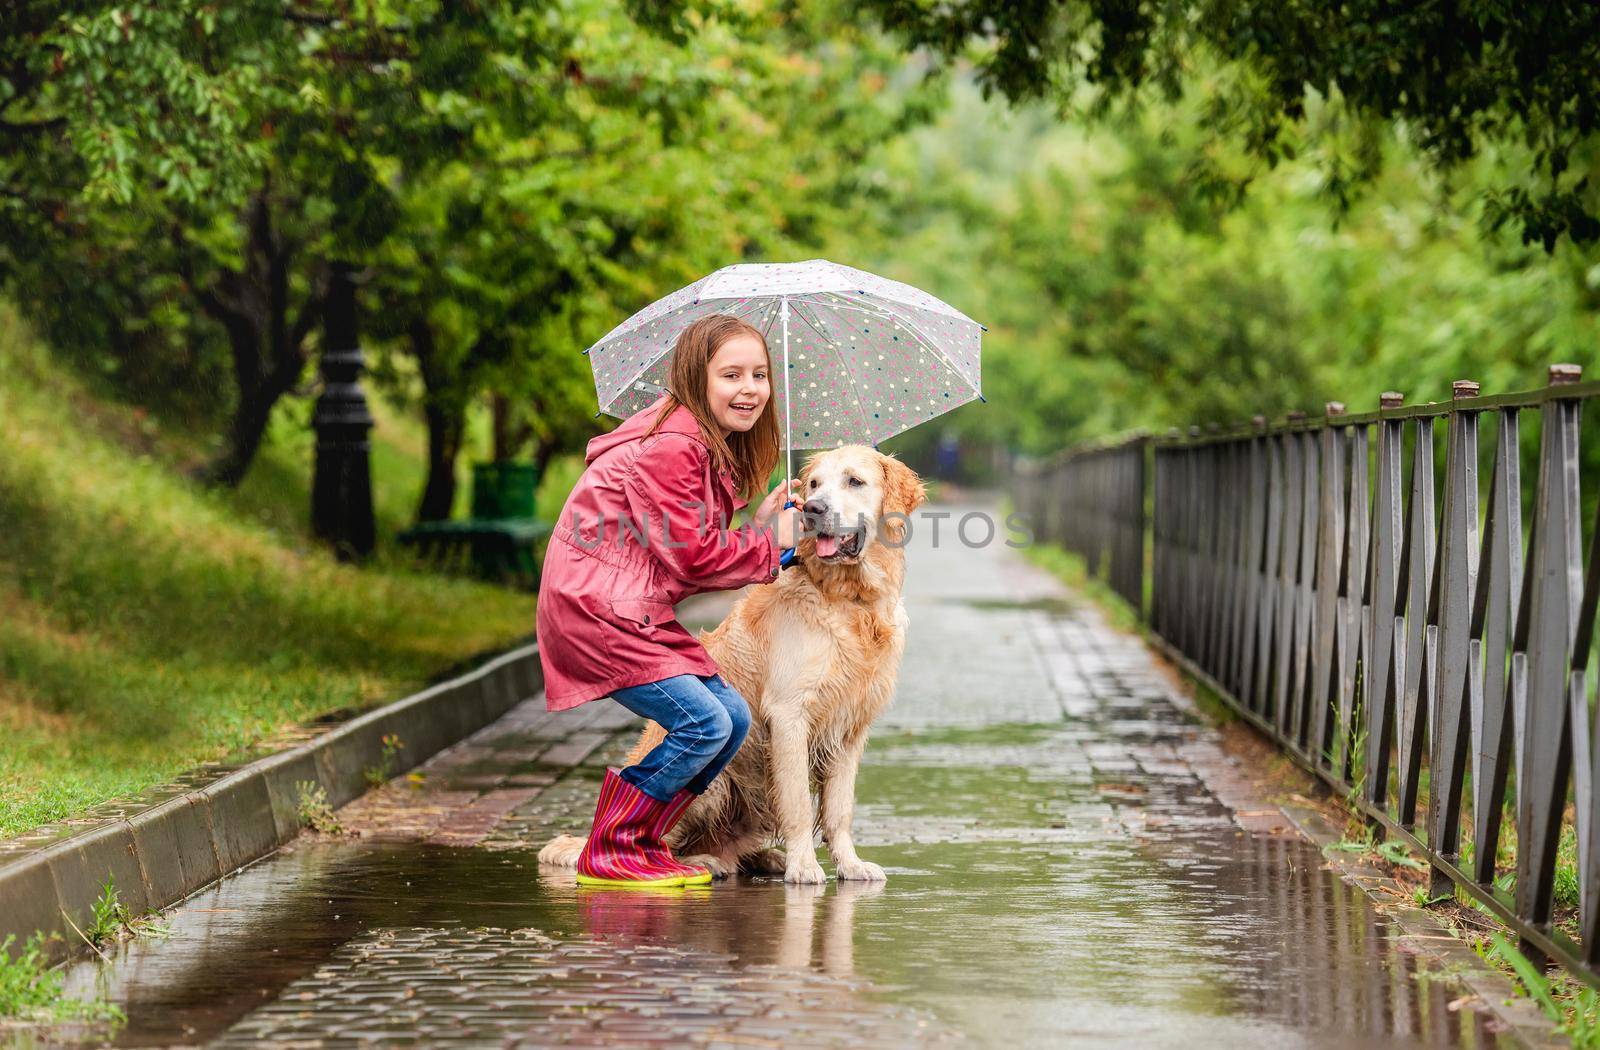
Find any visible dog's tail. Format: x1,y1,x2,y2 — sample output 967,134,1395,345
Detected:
538,834,587,868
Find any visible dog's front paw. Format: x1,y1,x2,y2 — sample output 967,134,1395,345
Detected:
785,855,828,885
741,848,788,876
834,857,887,882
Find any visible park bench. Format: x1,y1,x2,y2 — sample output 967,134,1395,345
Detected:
398,462,552,591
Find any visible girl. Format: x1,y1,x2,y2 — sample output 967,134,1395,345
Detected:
536,314,803,887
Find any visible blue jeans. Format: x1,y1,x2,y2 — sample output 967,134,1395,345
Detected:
610,674,752,802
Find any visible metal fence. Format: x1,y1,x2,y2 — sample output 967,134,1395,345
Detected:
1013,438,1148,612
1016,366,1600,981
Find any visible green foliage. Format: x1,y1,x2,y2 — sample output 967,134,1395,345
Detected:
80,875,168,949
1485,934,1600,1045
1376,839,1426,872
1489,933,1564,1021
863,0,1600,250
1345,721,1368,801
1411,886,1451,908
1555,822,1584,912
364,733,404,788
856,78,1600,465
3,0,946,501
1,2,274,218
362,0,946,515
1325,828,1423,871
0,933,121,1024
294,781,342,835
85,876,130,947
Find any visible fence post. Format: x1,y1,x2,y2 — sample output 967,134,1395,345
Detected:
1336,406,1368,782
1309,402,1346,770
1364,391,1406,837
1427,380,1481,899
1517,363,1584,957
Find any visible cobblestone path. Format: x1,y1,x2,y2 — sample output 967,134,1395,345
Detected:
64,498,1517,1048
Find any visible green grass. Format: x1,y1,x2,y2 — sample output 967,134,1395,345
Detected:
294,781,343,835
78,875,167,950
1483,933,1600,1046
0,933,122,1025
229,392,437,543
84,877,132,948
0,309,540,838
1016,540,1143,634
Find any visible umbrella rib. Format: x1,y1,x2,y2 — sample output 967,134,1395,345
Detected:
753,299,789,453
798,295,975,438
861,298,978,390
754,298,781,342
791,293,976,391
613,298,780,411
787,299,875,446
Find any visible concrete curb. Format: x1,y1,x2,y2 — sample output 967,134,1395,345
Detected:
0,643,541,964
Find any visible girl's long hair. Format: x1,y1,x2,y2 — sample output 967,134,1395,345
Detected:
645,313,781,504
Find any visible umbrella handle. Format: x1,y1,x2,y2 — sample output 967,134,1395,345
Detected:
779,500,797,569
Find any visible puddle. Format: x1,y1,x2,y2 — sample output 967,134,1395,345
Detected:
57,722,1506,1048
16,496,1514,1046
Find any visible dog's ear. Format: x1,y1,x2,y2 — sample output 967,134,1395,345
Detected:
880,453,927,518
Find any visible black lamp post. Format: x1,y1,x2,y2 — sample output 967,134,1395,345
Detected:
311,262,376,561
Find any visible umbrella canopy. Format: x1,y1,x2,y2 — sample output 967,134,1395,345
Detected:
583,259,985,479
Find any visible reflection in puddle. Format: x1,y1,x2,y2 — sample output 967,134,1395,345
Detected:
33,500,1519,1046
65,845,946,1047
61,738,1507,1048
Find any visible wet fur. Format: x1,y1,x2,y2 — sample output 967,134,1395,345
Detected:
539,447,925,883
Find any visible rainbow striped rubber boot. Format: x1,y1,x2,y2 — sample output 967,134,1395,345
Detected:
648,787,714,886
576,768,712,888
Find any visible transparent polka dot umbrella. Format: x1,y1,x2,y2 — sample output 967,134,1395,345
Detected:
583,259,986,486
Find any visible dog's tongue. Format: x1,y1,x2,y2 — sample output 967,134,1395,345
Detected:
815,534,841,558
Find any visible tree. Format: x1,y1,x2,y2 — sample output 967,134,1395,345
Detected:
842,72,1600,469
862,0,1600,250
171,0,605,487
366,0,944,523
3,0,942,511
1,1,709,486
1,3,279,423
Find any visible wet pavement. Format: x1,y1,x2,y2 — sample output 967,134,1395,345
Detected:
55,498,1518,1047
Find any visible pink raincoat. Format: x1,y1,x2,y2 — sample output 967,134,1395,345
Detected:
535,396,783,711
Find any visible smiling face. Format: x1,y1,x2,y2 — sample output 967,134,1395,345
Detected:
799,446,926,565
705,334,772,437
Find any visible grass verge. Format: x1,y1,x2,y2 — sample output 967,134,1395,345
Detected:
0,933,123,1029
1016,542,1142,634
0,310,538,838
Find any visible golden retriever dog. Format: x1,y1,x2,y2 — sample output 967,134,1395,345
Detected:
539,445,925,884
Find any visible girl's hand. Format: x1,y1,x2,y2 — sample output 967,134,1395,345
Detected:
772,503,803,550
753,477,802,525
754,478,804,547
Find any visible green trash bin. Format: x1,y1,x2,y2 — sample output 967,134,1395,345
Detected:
470,461,539,520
